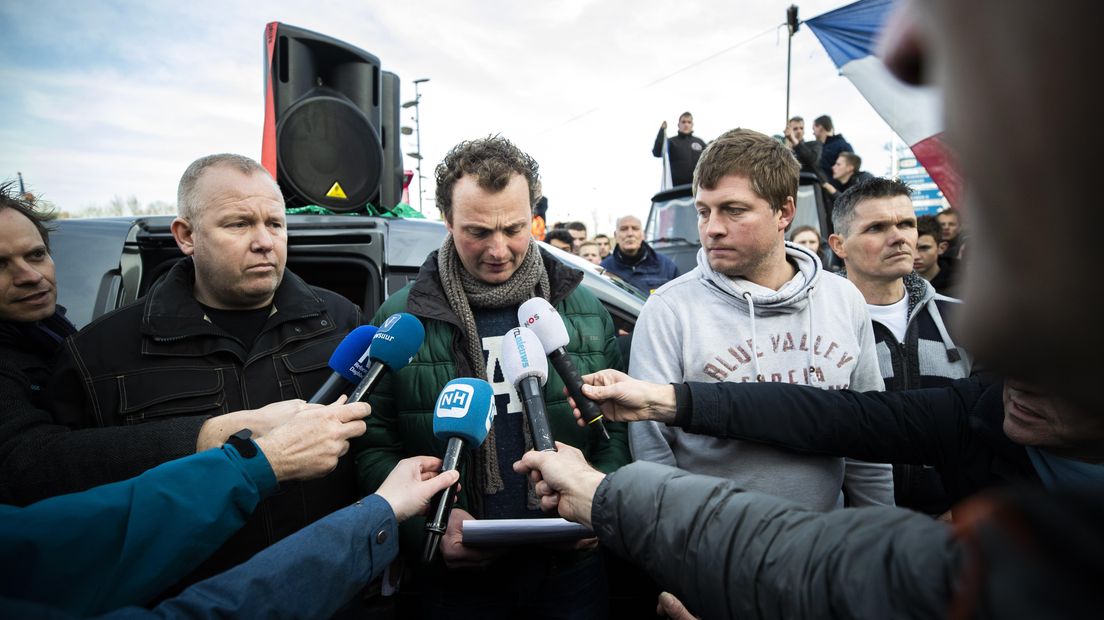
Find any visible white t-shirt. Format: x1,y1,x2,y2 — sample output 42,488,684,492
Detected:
867,293,909,343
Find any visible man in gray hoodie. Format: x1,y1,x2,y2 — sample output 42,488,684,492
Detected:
629,128,893,510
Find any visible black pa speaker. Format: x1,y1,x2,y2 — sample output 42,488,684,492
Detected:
262,22,384,212
379,71,403,211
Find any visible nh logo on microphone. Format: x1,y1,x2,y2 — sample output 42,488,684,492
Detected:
436,384,474,418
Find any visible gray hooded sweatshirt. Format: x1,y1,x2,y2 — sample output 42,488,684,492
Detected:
628,243,893,510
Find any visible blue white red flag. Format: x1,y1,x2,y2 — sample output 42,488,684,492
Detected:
806,0,962,207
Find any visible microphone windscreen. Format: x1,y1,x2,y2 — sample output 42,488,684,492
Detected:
371,313,426,371
432,378,495,446
330,325,378,382
518,298,569,353
501,327,549,387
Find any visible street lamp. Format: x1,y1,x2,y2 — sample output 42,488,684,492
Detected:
402,78,430,213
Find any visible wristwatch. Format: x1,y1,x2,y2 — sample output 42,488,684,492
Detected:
226,428,257,458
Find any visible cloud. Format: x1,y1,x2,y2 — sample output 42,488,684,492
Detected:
1,0,898,228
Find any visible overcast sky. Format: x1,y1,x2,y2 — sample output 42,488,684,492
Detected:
0,0,897,233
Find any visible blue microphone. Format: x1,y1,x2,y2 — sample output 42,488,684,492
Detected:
423,378,495,564
347,313,426,403
501,326,557,452
307,325,378,404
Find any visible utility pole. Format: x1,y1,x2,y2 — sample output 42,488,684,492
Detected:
786,5,800,126
402,78,430,213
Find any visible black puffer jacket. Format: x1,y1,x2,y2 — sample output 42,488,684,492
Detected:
47,258,362,590
594,462,1101,618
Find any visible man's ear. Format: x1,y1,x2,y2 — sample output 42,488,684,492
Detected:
827,233,846,259
171,217,196,256
777,197,796,230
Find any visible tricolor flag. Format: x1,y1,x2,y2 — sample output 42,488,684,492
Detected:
806,0,962,207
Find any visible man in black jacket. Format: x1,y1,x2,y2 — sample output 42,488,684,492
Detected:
812,114,854,182
652,112,708,187
44,154,364,592
0,180,367,507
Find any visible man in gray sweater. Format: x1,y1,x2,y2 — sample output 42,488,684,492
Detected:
629,128,893,510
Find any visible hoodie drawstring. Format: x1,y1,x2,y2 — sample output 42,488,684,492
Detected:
742,292,765,382
928,302,964,363
805,284,818,384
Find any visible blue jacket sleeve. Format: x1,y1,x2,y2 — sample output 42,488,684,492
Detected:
124,495,399,619
0,443,277,616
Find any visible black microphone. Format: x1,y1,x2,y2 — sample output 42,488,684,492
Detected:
423,378,495,564
346,313,425,403
518,298,610,440
501,327,556,452
307,325,377,404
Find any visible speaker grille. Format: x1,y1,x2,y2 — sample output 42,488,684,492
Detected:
276,94,383,211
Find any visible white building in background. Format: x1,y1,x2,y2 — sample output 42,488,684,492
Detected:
891,139,949,216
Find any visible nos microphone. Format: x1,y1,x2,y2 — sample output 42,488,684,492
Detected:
307,325,378,404
501,327,556,453
423,378,495,564
347,313,425,403
518,298,610,440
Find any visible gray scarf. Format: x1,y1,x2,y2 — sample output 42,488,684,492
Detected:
437,235,550,501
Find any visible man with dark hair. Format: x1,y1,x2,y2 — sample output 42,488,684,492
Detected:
352,135,628,618
915,215,960,297
629,128,893,512
828,178,971,513
824,151,874,195
600,214,679,296
936,207,966,259
564,221,588,252
544,228,575,252
813,114,855,182
783,115,824,179
592,233,612,258
652,112,708,186
44,155,364,591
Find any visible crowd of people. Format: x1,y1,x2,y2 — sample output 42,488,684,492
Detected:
2,0,1102,618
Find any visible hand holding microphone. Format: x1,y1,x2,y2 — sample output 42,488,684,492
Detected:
518,298,610,440
423,378,495,564
347,313,425,403
501,327,556,452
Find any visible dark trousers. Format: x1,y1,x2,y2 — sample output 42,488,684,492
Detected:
407,550,609,620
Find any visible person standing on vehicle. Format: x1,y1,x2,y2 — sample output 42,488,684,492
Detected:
629,128,894,511
652,112,708,187
783,115,824,179
824,152,874,196
351,135,628,619
600,214,680,296
44,154,364,593
813,114,855,182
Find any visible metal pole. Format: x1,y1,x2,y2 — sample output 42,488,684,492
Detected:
786,30,792,126
413,78,430,214
785,5,800,127
17,172,25,195
415,84,423,213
